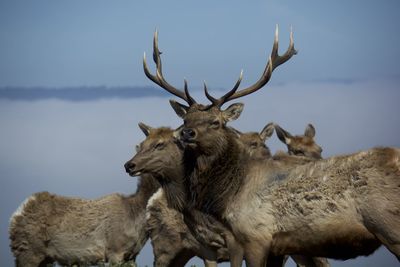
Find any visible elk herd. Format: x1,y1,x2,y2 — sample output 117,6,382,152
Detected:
9,26,400,267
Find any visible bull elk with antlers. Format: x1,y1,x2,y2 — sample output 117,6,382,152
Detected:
143,27,400,266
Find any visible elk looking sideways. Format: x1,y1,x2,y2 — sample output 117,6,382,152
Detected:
142,27,400,266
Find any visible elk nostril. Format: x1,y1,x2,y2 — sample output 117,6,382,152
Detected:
182,128,196,140
188,129,196,138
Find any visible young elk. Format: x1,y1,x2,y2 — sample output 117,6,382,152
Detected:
9,174,159,267
274,123,322,160
124,124,231,267
238,123,274,160
143,29,400,266
239,122,323,162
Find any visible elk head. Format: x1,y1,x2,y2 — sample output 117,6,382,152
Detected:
124,123,183,181
143,26,296,156
239,122,274,160
274,123,323,159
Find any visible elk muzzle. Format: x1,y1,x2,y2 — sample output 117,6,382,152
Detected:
181,128,197,142
124,160,142,177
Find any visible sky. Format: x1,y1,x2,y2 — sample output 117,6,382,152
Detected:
1,0,400,266
1,0,400,88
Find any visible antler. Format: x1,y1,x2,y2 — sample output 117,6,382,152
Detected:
205,25,297,107
204,70,243,107
143,30,196,105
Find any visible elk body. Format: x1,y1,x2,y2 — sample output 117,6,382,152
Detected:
143,28,400,266
9,174,159,267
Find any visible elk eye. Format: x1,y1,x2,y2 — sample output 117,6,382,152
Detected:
155,142,165,150
250,142,258,148
293,149,304,156
211,120,220,128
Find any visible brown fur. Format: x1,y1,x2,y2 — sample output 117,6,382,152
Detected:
239,148,394,260
9,175,159,267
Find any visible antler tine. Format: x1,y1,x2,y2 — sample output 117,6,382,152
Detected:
153,30,161,67
184,79,196,105
218,69,243,106
143,52,159,85
270,24,279,60
143,31,162,85
204,70,243,107
272,25,297,69
203,81,219,106
143,30,196,104
221,25,297,103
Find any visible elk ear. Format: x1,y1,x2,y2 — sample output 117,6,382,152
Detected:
275,124,293,145
260,122,274,142
304,123,316,138
222,103,244,122
138,122,152,136
169,99,189,118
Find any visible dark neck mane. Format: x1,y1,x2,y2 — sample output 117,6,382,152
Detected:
184,131,246,218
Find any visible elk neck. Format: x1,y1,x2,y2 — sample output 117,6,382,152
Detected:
184,130,248,218
127,174,160,210
152,161,188,212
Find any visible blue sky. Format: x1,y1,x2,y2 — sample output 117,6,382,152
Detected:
1,0,400,88
1,1,400,266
